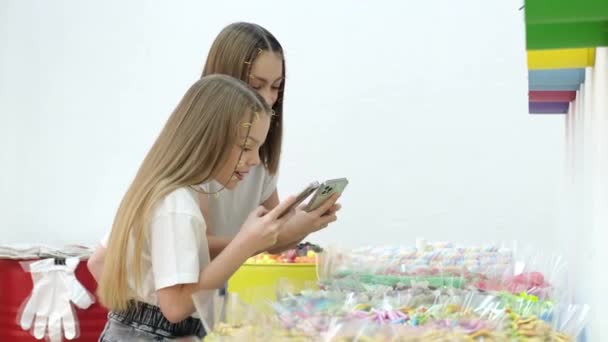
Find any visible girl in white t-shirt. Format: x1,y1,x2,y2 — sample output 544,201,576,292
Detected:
96,75,315,340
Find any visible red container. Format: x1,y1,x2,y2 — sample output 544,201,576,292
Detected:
0,259,108,341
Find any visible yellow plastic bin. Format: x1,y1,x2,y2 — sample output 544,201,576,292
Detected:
227,262,317,305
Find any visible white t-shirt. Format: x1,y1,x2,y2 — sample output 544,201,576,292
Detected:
201,164,278,237
124,186,210,307
101,165,277,245
99,167,276,314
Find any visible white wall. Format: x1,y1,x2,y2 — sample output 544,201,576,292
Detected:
561,49,608,342
0,0,565,252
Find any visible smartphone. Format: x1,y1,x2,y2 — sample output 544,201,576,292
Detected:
277,181,320,218
304,178,348,212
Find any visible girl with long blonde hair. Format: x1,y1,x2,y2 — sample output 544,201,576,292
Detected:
96,75,303,340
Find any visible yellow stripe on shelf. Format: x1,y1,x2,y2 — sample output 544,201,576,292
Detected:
527,48,595,70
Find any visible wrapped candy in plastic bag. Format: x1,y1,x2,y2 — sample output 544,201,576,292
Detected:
276,277,319,301
317,242,516,294
192,288,312,341
472,242,569,300
266,275,589,341
469,292,588,340
272,289,346,338
323,318,510,341
256,241,589,341
499,306,587,341
192,290,260,339
322,319,384,342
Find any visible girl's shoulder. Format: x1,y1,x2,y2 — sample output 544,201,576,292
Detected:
152,187,203,219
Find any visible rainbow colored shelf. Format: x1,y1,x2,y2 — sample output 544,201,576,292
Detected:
527,66,586,114
524,0,608,114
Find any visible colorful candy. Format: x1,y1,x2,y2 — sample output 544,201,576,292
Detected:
246,242,322,264
205,241,582,341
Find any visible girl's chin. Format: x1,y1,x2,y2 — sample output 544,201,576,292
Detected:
217,176,239,190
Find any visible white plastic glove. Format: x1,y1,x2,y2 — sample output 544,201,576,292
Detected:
19,257,95,342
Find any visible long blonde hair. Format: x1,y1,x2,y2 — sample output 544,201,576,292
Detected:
98,75,271,312
203,22,285,174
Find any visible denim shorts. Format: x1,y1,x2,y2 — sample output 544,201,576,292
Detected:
98,301,205,341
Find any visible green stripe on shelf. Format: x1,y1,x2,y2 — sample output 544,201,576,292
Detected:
526,22,608,50
525,0,608,24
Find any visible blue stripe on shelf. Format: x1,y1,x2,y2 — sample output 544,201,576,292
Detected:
529,68,585,91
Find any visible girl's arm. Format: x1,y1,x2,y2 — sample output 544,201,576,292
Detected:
86,244,106,282
207,235,232,259
156,233,255,323
155,196,296,323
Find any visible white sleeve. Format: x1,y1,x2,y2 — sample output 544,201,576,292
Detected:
100,231,110,248
150,213,204,290
260,169,279,203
